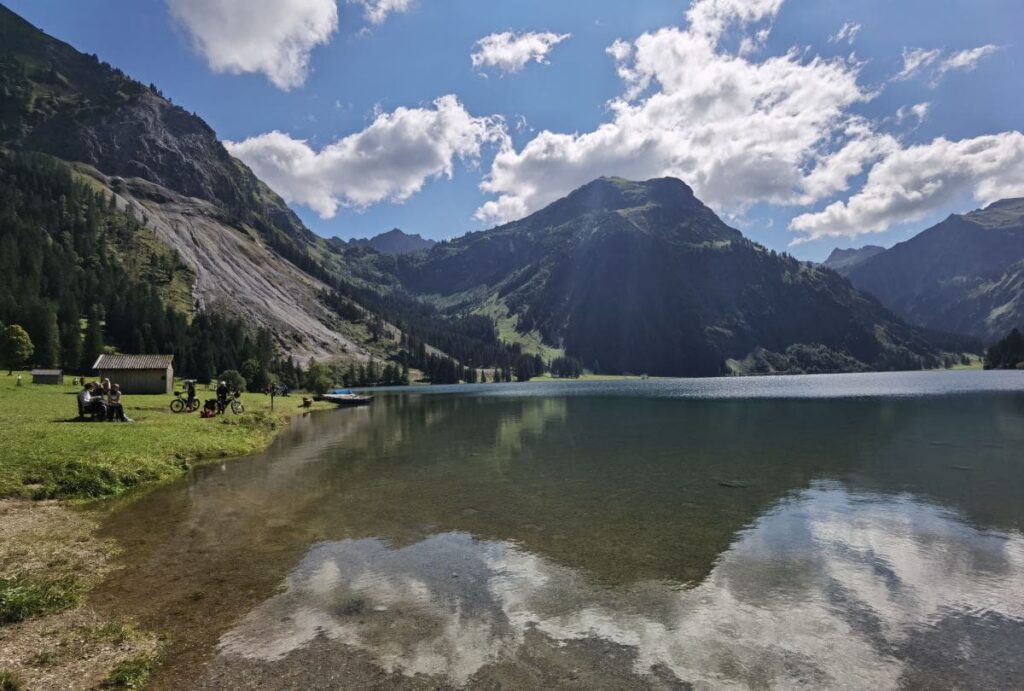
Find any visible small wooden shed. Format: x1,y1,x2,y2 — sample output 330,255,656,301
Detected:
93,354,174,395
30,369,63,385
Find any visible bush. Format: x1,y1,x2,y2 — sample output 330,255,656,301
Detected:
218,369,247,392
304,362,334,395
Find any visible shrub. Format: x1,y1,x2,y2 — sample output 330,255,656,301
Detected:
217,369,247,392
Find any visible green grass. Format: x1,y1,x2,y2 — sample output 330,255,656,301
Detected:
0,575,81,624
0,670,25,691
474,295,564,361
0,373,333,500
101,653,159,689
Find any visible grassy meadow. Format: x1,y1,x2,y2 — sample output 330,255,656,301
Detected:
0,372,332,500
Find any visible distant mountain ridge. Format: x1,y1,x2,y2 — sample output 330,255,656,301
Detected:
396,177,959,376
843,198,1024,340
821,246,885,272
341,228,436,255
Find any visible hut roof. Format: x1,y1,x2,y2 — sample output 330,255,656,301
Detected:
92,354,174,370
30,369,62,375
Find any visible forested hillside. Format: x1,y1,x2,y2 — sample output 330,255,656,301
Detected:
0,151,301,386
397,177,967,376
843,198,1024,340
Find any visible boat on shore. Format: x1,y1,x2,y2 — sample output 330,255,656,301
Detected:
317,388,374,406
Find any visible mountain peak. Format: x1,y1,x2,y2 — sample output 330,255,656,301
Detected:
965,197,1024,229
562,176,700,214
345,228,436,255
821,245,886,273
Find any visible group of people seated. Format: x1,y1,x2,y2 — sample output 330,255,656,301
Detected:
77,378,132,422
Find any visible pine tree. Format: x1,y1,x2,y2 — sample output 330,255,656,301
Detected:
81,305,104,371
59,299,82,372
31,304,61,368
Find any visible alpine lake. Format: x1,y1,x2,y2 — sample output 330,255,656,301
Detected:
89,370,1024,689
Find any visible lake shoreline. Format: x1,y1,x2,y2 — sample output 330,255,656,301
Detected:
0,373,336,688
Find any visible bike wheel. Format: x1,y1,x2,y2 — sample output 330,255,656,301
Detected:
170,399,185,413
231,400,244,414
187,400,200,412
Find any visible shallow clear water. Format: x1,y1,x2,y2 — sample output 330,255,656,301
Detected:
93,371,1024,689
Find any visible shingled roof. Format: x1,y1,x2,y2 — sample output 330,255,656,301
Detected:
92,354,174,370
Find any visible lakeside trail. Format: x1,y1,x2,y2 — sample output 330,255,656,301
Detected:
0,373,333,689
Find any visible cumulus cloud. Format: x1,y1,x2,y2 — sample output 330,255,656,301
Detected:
790,132,1024,240
895,44,1000,84
475,0,878,223
225,96,507,219
168,0,338,90
829,21,862,45
348,0,414,25
471,31,571,74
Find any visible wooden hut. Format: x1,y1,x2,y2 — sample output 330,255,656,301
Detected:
30,369,62,385
93,354,174,394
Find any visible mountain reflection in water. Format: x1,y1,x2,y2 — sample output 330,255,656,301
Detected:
91,372,1024,689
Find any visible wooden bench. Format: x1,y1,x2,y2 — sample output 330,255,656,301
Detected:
77,398,106,421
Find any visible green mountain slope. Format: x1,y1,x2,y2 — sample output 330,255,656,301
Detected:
398,177,962,376
0,4,386,361
845,198,1024,340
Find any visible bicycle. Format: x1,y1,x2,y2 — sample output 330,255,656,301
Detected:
170,390,200,413
217,391,245,415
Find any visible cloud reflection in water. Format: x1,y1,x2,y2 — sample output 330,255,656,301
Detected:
217,482,1024,688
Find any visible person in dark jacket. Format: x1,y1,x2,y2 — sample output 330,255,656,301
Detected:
216,380,229,413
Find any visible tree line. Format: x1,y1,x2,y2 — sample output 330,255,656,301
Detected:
0,151,292,386
985,327,1024,369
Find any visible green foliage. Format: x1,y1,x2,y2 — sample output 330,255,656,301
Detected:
217,369,246,392
550,356,584,378
101,654,159,689
985,327,1024,369
0,670,25,691
0,575,81,624
0,324,34,373
304,362,334,395
81,305,104,371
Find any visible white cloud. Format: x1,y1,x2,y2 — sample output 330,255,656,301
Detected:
348,0,414,25
476,0,878,223
790,132,1024,240
471,31,571,74
829,21,862,45
895,44,1000,84
940,44,1000,74
217,485,1024,687
225,96,507,219
168,0,338,90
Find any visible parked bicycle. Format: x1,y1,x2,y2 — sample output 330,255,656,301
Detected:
219,391,245,415
169,389,200,413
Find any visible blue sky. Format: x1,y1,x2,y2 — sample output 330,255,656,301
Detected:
7,0,1024,260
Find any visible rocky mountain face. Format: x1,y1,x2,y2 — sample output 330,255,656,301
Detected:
397,177,957,376
844,198,1024,341
0,5,370,360
821,246,885,273
341,229,436,255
